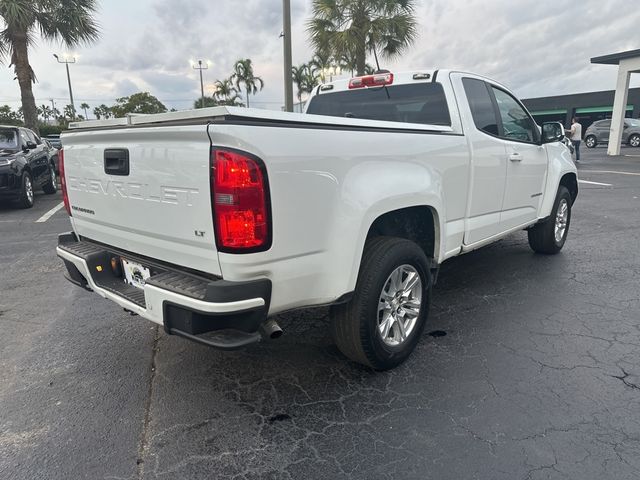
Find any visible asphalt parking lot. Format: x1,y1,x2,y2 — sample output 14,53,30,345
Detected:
1,146,639,480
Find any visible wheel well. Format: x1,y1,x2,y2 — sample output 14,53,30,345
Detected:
366,206,436,259
560,173,578,204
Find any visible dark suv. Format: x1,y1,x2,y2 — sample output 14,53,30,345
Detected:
584,118,640,148
0,126,58,208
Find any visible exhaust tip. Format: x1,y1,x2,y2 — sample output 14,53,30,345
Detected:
270,329,283,340
259,319,283,340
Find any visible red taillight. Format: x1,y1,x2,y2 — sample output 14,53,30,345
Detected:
211,148,271,252
348,72,394,89
59,148,71,216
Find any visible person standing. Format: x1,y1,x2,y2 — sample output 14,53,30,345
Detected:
567,117,582,163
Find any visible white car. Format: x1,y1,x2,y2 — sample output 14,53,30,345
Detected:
56,70,577,370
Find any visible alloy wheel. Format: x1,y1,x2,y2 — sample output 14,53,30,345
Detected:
377,264,422,346
554,199,569,243
25,176,33,204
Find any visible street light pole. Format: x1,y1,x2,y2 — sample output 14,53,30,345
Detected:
192,60,209,108
54,54,76,119
282,0,294,112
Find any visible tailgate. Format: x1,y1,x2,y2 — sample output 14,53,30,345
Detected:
62,125,221,276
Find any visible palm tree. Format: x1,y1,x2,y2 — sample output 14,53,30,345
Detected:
213,78,242,106
231,59,264,108
63,104,75,120
39,104,53,123
307,0,418,76
310,50,333,83
93,104,112,120
0,0,99,133
291,64,308,104
80,102,90,120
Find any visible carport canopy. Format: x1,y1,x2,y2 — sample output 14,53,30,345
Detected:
591,49,640,155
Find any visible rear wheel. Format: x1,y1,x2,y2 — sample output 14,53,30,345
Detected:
16,172,34,209
628,134,640,147
330,237,431,370
528,186,572,254
585,135,597,148
42,164,57,194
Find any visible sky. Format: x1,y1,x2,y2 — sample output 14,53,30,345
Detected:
0,0,638,115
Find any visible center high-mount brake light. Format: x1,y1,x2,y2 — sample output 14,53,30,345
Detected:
59,148,71,216
348,72,394,89
210,148,271,253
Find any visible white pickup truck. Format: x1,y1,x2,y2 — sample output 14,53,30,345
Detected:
57,70,577,370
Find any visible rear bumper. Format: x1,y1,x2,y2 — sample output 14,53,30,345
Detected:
56,233,272,350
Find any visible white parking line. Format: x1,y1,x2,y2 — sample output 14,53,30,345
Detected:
35,202,64,223
580,170,640,177
578,179,612,187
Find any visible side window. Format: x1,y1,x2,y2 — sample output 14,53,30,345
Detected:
19,129,29,147
491,87,538,143
25,129,38,145
462,78,499,136
600,120,611,128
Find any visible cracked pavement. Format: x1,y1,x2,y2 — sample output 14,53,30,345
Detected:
1,147,639,479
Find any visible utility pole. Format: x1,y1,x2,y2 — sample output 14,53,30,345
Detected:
53,54,76,119
192,60,209,108
282,0,294,112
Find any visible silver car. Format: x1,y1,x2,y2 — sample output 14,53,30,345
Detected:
584,118,640,148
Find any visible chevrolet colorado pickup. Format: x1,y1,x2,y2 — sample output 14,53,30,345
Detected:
56,70,578,370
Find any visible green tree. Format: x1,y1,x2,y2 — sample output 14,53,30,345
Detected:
39,104,53,123
292,64,320,104
291,64,308,104
0,104,21,125
310,50,333,83
63,104,75,120
231,59,264,108
110,92,167,117
92,104,111,120
0,0,99,133
307,0,418,76
194,96,218,109
80,102,90,119
213,78,242,106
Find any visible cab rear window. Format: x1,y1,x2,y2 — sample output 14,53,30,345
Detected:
306,83,451,126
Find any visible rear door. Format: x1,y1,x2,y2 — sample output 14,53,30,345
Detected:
63,125,222,276
488,86,548,230
27,130,49,184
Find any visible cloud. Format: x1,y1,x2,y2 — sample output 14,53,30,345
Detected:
2,0,639,112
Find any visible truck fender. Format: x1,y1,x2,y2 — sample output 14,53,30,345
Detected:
330,160,445,294
539,143,578,218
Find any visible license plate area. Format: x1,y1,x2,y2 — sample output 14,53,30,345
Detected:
121,258,151,289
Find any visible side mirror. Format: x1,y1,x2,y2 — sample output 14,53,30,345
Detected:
25,140,37,150
541,122,564,144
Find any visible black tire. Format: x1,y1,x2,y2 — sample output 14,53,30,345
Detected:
330,236,432,370
42,163,57,194
628,134,640,148
528,186,572,254
16,171,35,209
585,135,597,148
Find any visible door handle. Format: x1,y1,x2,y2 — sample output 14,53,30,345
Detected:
509,153,522,162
